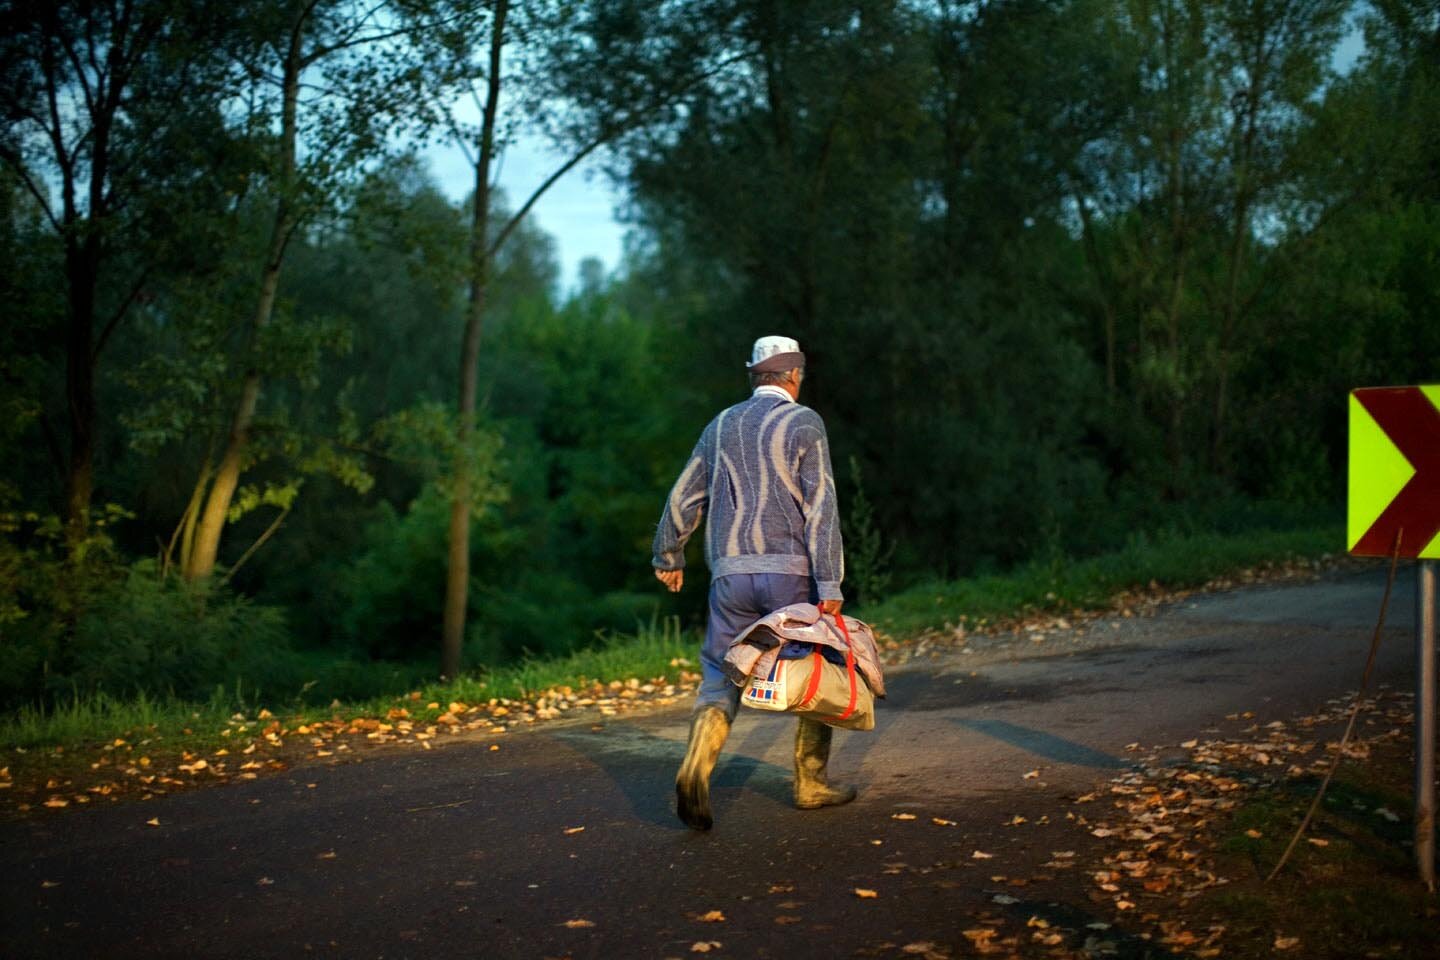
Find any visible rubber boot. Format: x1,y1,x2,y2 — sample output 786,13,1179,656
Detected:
675,706,731,830
793,716,858,809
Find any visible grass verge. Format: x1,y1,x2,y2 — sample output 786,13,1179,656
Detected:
1,614,693,752
859,523,1341,637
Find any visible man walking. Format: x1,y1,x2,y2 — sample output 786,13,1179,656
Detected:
653,335,855,831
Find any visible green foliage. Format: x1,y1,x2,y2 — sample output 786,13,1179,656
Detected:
844,456,894,608
3,1,1436,712
372,402,509,520
321,491,450,660
0,510,298,708
227,479,303,524
864,523,1339,638
0,504,135,671
64,562,293,703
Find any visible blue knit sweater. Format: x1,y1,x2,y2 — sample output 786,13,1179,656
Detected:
652,391,845,601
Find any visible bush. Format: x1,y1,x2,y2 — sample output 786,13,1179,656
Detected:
62,561,296,703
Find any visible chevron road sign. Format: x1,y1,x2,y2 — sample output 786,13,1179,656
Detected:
1348,385,1440,559
1349,384,1440,890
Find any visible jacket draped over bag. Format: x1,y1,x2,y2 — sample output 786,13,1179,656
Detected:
723,603,886,730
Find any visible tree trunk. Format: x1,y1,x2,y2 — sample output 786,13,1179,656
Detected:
1213,195,1249,472
1163,117,1189,498
62,240,98,547
183,35,302,580
1074,193,1118,397
167,456,211,577
442,0,508,680
53,20,110,548
1213,19,1265,472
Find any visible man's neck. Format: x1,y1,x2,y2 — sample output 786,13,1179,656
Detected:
753,385,794,403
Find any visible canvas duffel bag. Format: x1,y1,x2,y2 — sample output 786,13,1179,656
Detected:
739,615,875,731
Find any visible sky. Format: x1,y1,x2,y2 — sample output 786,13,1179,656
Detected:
422,21,1368,295
426,135,629,294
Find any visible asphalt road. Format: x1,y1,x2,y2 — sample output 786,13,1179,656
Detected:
2,568,1422,959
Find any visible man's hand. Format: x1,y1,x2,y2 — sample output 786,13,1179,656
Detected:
817,598,843,617
655,568,683,593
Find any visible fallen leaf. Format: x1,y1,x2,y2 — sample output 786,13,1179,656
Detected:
1246,829,1263,838
41,880,60,889
690,941,722,953
563,826,585,835
697,910,726,922
891,813,917,821
316,851,337,860
971,850,995,859
774,916,802,925
931,817,956,826
767,884,795,894
563,919,595,929
146,817,160,827
256,877,274,886
853,888,879,898
43,797,68,808
1306,838,1329,847
1274,936,1301,950
1023,769,1040,779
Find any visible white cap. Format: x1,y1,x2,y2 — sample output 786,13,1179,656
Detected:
746,335,806,372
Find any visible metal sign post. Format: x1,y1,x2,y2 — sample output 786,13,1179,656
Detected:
1419,559,1436,892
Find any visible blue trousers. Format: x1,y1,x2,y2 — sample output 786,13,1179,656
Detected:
696,573,813,721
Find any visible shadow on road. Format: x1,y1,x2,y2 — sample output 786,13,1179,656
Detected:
954,717,1135,770
549,706,891,830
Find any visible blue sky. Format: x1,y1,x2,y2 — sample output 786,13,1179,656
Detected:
427,135,628,294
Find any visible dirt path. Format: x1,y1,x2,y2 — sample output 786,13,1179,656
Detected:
1,569,1416,959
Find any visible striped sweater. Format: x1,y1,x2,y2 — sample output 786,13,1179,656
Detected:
652,390,845,601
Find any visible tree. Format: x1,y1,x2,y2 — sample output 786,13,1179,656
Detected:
417,0,737,678
0,0,242,545
177,0,437,580
1206,0,1348,469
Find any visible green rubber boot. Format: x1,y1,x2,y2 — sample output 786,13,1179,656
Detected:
794,716,858,809
676,707,732,830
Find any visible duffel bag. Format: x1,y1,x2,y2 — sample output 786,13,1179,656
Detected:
740,615,875,731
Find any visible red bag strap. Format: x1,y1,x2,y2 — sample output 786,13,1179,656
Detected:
794,612,861,720
795,650,825,709
830,613,859,721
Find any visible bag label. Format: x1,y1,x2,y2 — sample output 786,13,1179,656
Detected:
741,657,790,711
